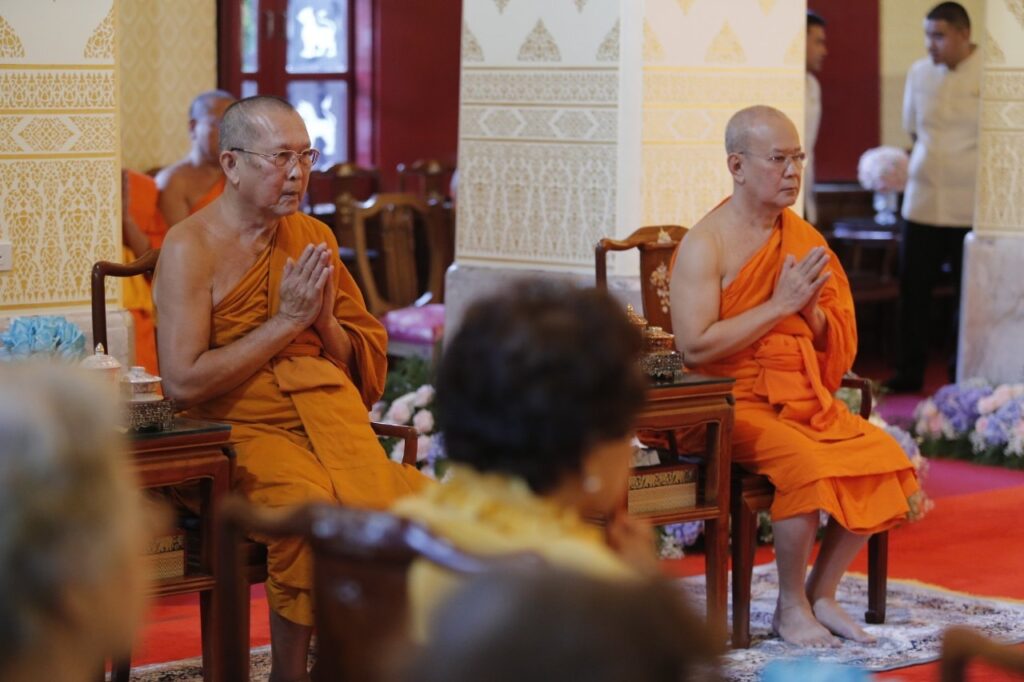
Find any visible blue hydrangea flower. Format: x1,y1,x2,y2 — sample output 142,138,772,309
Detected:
932,380,992,436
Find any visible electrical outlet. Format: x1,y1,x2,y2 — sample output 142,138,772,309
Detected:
0,241,10,272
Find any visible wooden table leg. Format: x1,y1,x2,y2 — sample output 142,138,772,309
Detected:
704,516,728,642
730,502,756,649
865,531,888,624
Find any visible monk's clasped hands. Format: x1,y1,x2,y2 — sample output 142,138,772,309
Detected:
771,246,831,317
279,242,333,328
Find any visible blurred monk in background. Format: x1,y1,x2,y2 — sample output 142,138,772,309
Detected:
121,169,167,374
155,89,236,227
671,106,928,647
153,95,426,681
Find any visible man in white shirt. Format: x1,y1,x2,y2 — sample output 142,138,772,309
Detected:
804,11,827,225
886,2,980,393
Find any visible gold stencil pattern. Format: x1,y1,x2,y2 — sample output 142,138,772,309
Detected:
463,106,616,142
462,71,617,105
0,115,116,154
84,5,115,60
705,21,746,64
0,159,120,307
676,0,697,13
492,0,511,14
0,15,25,58
986,30,1007,65
574,0,589,11
643,20,665,62
457,140,617,265
517,19,561,62
120,0,217,171
463,22,484,62
0,71,116,110
596,19,619,62
1006,0,1024,29
783,27,803,65
759,0,777,13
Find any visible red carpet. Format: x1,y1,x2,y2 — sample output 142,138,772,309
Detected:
132,460,1024,679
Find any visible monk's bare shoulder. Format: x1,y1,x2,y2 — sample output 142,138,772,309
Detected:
676,210,725,277
154,159,192,192
156,216,216,289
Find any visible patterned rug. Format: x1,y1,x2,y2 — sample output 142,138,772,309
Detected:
125,566,1024,681
680,565,1024,681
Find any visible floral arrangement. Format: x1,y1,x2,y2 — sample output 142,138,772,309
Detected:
915,380,1024,467
857,146,909,193
0,316,86,361
371,357,446,479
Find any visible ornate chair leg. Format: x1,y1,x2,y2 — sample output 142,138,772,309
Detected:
865,531,889,624
731,496,757,648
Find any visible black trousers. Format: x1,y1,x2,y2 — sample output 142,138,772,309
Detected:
894,220,971,383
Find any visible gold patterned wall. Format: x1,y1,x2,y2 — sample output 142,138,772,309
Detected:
974,0,1024,236
458,0,621,270
639,0,805,229
0,0,121,313
457,0,805,274
120,0,217,172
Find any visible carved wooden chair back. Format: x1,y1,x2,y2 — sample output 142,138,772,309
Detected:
216,496,541,682
91,248,160,352
396,159,455,202
323,162,381,249
594,225,688,334
352,193,453,316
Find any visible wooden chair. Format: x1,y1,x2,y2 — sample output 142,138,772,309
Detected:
324,162,381,251
595,225,688,333
396,158,455,202
91,248,160,354
352,193,453,360
216,494,541,682
939,626,1024,682
730,376,890,648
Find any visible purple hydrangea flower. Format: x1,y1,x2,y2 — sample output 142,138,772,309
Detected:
932,381,993,436
663,521,704,547
973,395,1024,450
884,423,919,460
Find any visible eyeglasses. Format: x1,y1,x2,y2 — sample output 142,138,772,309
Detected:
738,151,807,168
231,147,320,168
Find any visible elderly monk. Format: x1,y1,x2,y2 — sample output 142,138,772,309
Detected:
155,89,236,227
671,105,927,647
153,95,426,681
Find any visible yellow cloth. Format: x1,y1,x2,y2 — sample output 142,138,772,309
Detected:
392,465,636,640
688,201,919,534
187,212,428,625
122,170,167,375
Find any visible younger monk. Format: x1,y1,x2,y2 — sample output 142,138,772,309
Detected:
155,89,236,227
671,106,927,647
153,95,425,681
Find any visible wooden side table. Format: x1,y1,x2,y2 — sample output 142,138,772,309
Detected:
109,418,232,682
633,371,735,640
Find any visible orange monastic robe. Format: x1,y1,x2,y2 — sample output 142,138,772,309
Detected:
191,176,226,214
186,212,427,625
691,204,919,534
123,170,168,375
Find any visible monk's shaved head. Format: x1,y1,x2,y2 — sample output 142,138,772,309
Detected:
189,89,236,121
725,105,795,154
219,95,298,152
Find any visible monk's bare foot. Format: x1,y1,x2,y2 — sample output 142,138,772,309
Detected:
772,601,839,647
812,597,876,643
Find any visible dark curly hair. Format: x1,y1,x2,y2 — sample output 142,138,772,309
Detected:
436,279,648,493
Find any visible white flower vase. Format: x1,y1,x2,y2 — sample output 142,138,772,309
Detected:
872,190,900,226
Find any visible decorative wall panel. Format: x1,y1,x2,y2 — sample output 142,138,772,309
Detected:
0,0,120,314
457,0,621,269
119,0,217,172
639,0,805,229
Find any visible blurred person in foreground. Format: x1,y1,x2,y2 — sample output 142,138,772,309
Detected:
393,280,659,637
0,363,148,682
403,570,722,682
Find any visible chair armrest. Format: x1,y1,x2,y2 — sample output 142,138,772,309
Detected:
371,421,418,466
840,373,873,420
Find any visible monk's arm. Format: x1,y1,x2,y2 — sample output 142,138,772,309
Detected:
314,271,354,366
154,235,320,409
671,232,789,366
802,305,828,349
157,174,191,229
